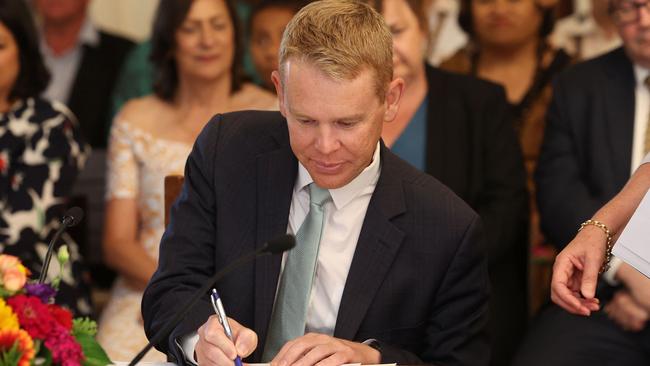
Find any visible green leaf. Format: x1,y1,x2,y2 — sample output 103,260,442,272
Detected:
72,318,98,337
0,341,21,366
74,333,111,366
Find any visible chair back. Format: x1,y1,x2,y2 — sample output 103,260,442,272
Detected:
164,175,185,227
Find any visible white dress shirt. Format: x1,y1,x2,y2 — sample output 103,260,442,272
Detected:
603,67,650,284
181,142,381,362
40,16,100,104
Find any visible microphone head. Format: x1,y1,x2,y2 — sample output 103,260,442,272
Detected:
264,234,296,254
63,206,84,227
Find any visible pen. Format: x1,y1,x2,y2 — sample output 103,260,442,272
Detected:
211,289,244,366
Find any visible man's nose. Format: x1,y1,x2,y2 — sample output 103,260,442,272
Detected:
314,126,340,155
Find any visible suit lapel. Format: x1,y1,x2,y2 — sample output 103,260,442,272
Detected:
253,140,297,360
603,48,635,181
334,146,406,340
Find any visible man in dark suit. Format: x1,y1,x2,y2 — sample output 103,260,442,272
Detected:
514,1,650,364
142,1,489,365
423,65,528,366
34,0,134,148
34,0,134,289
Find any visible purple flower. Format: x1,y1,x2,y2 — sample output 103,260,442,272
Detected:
24,283,56,303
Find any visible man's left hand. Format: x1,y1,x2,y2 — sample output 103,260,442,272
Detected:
271,333,380,366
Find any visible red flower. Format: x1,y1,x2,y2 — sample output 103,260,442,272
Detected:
48,304,73,330
44,325,83,366
7,295,56,339
8,295,84,365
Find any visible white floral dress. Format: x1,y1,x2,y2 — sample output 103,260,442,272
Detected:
96,118,192,362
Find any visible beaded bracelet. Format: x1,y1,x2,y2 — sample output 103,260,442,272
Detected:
578,219,615,273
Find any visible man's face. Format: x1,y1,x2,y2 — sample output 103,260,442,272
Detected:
272,59,402,189
33,0,89,26
614,0,650,67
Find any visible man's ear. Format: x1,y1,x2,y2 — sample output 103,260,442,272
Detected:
384,77,405,122
272,70,287,117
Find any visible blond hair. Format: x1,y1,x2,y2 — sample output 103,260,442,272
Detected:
279,0,393,99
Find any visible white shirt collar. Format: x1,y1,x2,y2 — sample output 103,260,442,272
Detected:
633,64,650,86
296,141,381,210
78,16,100,47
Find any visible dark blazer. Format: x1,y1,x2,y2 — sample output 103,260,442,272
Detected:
67,31,134,148
142,111,490,366
423,65,529,365
536,47,635,249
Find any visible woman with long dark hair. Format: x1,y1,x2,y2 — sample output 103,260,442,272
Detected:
97,0,276,361
0,0,91,316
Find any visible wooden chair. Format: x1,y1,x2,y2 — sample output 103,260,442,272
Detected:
164,175,185,227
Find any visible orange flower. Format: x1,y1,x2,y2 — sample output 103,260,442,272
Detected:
0,329,35,366
0,254,29,292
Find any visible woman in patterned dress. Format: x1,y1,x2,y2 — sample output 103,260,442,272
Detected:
0,0,91,316
96,0,277,361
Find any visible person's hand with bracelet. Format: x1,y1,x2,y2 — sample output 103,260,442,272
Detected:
550,220,613,316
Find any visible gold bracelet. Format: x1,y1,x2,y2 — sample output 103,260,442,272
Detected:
578,219,615,273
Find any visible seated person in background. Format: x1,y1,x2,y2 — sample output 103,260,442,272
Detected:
249,0,311,91
33,0,135,149
551,0,621,60
33,0,136,292
0,0,92,316
440,0,572,253
143,1,489,365
369,0,528,364
513,0,650,364
97,0,277,362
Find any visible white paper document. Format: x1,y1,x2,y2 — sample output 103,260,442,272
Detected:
612,189,650,279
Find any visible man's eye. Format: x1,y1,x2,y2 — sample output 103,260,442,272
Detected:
337,121,355,128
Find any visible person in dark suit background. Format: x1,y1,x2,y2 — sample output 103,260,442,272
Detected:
370,1,528,364
514,0,650,364
33,0,134,148
32,0,135,290
142,1,490,365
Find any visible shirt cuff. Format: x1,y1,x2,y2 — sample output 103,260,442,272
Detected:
176,332,199,365
602,256,624,286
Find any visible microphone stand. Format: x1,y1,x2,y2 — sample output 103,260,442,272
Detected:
129,244,272,366
38,216,75,284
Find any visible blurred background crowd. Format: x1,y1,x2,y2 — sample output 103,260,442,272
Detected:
1,0,648,364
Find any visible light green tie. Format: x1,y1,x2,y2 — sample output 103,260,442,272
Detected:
262,183,331,361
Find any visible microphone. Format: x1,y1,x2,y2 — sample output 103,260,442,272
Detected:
38,206,84,284
129,234,296,365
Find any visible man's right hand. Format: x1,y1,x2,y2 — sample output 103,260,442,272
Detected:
196,315,258,365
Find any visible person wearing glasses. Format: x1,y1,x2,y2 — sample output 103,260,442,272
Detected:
512,0,650,365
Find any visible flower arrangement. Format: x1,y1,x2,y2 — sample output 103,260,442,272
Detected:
0,249,110,366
